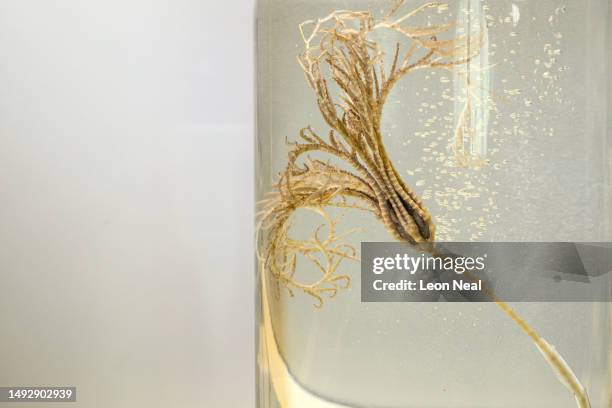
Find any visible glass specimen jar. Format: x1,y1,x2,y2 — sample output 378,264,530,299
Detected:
256,1,611,407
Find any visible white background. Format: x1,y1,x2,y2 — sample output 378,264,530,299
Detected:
0,1,254,406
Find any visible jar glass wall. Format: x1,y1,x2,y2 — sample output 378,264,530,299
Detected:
256,1,611,407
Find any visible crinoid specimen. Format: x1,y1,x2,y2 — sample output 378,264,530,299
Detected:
257,2,591,407
259,1,484,304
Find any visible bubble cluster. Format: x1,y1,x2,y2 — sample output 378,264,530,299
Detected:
393,1,570,241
